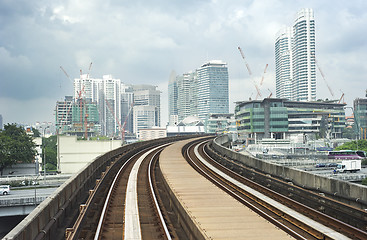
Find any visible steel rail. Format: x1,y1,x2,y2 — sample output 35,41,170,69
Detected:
93,151,141,240
185,140,307,240
202,141,367,240
148,149,172,240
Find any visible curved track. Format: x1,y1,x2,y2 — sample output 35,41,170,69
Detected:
65,137,367,239
67,144,177,240
185,139,367,240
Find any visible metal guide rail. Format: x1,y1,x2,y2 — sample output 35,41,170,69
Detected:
65,141,184,240
195,140,367,240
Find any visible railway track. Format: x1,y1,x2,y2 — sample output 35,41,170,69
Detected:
66,144,178,240
64,136,366,239
185,140,367,240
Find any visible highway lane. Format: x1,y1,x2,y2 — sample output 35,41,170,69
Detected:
0,187,58,201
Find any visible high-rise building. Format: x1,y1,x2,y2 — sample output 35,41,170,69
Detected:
121,84,134,134
55,96,73,133
0,114,3,130
132,85,161,134
354,94,367,140
275,8,316,101
177,71,197,121
275,27,293,99
197,60,229,121
168,71,178,123
102,75,122,136
169,71,198,123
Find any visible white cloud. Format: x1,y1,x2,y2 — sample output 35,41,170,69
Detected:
1,0,367,124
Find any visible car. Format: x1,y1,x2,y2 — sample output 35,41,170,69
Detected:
0,185,10,195
315,163,326,168
327,163,338,168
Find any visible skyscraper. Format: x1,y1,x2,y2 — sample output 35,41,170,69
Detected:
197,60,229,121
132,85,161,134
275,27,292,99
168,71,178,124
177,71,197,121
275,8,316,101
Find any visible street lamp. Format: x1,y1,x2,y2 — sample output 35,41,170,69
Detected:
42,126,50,181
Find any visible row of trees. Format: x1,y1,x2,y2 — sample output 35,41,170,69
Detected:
0,124,58,176
0,124,36,176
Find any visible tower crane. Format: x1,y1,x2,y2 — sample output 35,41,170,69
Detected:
314,56,334,98
260,64,268,86
60,66,72,83
237,46,262,99
121,102,134,143
338,91,345,104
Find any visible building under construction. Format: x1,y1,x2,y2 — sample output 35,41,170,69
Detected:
55,97,100,137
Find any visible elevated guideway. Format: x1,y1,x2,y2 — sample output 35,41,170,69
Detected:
4,135,367,240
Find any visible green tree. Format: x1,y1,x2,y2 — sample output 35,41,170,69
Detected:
32,128,41,137
0,124,37,175
42,135,57,171
342,127,356,139
334,140,367,152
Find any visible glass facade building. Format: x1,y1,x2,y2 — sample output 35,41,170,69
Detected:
235,99,345,140
354,98,367,139
197,60,229,121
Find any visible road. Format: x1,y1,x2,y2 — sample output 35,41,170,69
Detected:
0,187,58,201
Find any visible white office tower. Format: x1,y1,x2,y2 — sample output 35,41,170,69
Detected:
292,8,316,101
168,70,178,124
177,71,198,121
121,84,134,134
132,85,161,134
133,105,157,135
275,8,316,101
275,27,293,99
102,75,122,136
197,60,229,121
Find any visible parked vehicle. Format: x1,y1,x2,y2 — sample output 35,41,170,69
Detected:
336,160,362,173
326,163,338,167
315,163,326,168
0,185,10,195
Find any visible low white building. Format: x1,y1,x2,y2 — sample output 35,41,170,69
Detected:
139,128,167,141
58,136,121,174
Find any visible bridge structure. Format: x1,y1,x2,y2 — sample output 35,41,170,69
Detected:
3,135,367,239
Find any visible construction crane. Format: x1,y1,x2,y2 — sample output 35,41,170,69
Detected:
60,66,73,83
87,62,92,78
238,46,262,99
120,102,134,143
313,56,334,97
60,65,89,137
338,91,345,104
267,88,273,98
260,64,268,86
238,46,252,75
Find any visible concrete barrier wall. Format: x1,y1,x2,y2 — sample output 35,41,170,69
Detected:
4,136,196,240
212,135,367,203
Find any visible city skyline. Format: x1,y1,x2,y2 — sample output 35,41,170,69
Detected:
1,0,366,125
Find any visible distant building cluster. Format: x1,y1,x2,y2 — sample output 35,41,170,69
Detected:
35,9,367,143
55,74,160,140
168,60,233,134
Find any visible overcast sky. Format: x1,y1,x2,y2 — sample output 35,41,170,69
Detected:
0,0,366,126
